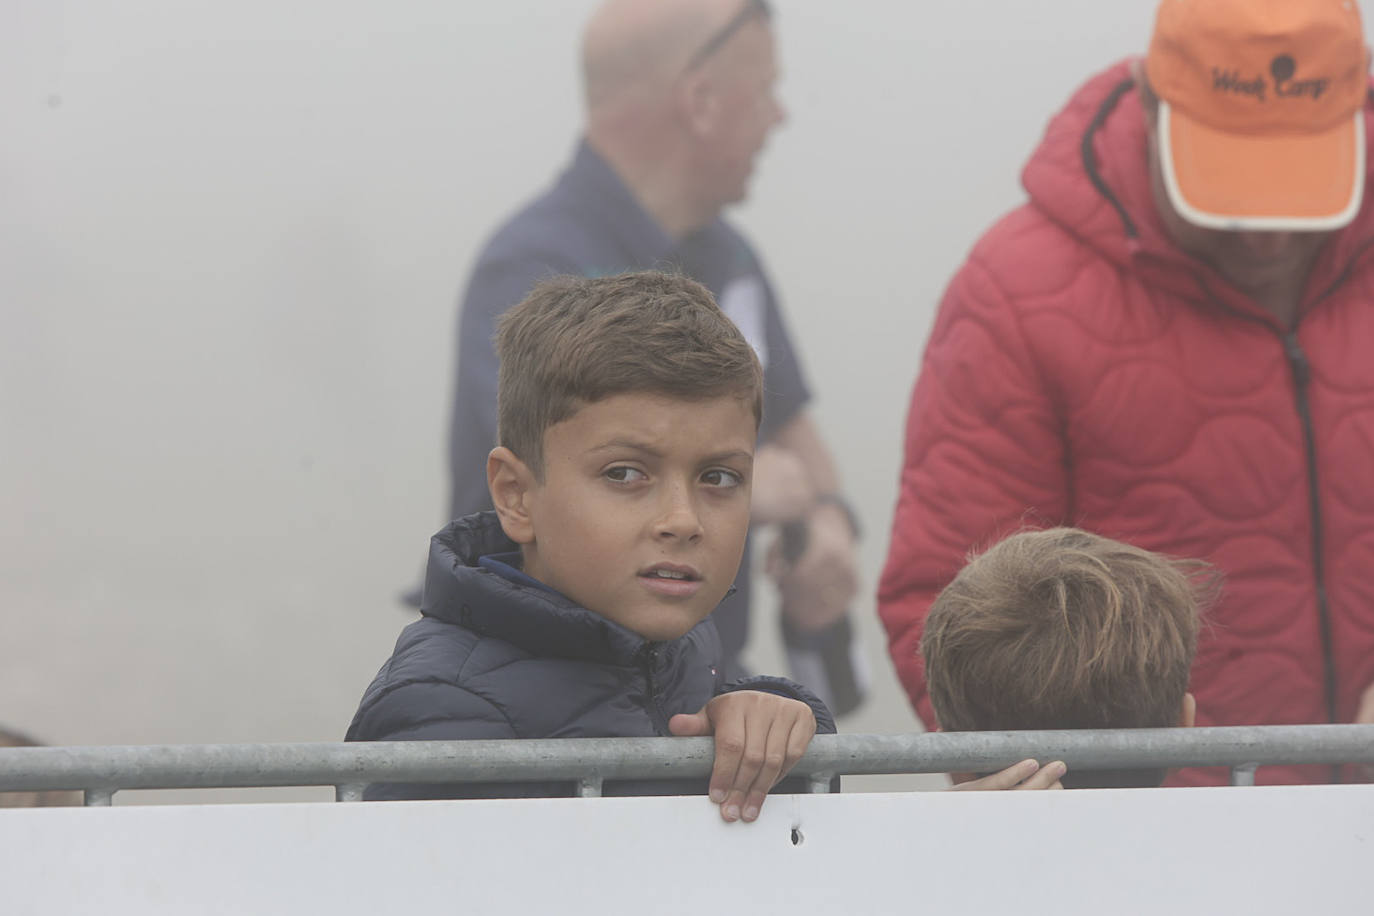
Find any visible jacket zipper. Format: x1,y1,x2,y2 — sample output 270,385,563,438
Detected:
1082,77,1362,769
640,645,670,735
1164,282,1343,768
1281,332,1338,731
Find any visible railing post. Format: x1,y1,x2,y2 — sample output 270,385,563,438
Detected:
84,788,114,807
807,773,833,794
335,784,365,802
1229,764,1258,787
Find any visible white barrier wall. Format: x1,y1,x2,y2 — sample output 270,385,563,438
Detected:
4,786,1371,914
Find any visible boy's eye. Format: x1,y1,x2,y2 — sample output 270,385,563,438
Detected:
604,466,647,483
701,468,744,488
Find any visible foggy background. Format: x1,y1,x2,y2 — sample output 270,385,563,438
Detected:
1,0,1239,799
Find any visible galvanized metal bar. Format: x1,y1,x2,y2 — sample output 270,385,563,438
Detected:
0,725,1369,796
1230,764,1259,787
83,788,114,807
800,726,1374,779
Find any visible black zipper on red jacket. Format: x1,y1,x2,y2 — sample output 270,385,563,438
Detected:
1281,332,1338,729
639,645,670,735
1081,76,1365,768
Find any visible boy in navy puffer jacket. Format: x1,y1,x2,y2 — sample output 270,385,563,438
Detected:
347,272,831,822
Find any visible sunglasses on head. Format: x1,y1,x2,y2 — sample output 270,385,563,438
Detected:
683,0,772,72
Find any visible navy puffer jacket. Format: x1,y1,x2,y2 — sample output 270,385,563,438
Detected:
346,513,834,800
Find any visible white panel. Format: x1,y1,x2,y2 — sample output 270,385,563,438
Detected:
2,786,1369,915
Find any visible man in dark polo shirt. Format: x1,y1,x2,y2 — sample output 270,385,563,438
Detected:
439,0,863,701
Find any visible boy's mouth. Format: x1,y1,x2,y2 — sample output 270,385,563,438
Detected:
638,563,701,581
638,563,703,597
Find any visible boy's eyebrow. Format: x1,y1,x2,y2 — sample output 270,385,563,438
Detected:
589,437,663,457
587,439,753,465
701,449,754,466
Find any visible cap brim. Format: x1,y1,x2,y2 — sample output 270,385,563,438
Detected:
1159,100,1366,231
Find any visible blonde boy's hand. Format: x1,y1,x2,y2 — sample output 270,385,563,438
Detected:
1354,682,1374,725
668,690,817,823
1354,682,1374,780
951,758,1067,791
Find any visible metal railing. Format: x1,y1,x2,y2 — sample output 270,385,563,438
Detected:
0,725,1370,806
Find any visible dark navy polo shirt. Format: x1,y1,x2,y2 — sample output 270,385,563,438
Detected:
445,140,812,676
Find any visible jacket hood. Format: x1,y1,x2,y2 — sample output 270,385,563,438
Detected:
1021,61,1151,269
420,512,664,666
1021,59,1374,317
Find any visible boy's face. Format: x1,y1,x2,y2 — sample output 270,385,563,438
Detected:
503,391,755,641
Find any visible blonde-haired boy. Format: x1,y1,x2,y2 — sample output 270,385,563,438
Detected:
923,527,1214,788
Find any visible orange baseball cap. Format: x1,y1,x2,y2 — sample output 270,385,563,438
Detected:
1146,0,1370,230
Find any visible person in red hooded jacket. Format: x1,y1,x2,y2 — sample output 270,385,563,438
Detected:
879,0,1374,786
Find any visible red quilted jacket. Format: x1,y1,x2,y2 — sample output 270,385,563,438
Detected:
878,60,1374,785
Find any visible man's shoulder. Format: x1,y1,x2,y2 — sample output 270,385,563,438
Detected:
956,203,1107,307
706,214,757,252
457,191,595,322
692,216,767,275
476,185,595,273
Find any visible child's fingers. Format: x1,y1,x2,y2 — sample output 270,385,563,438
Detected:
775,713,815,785
708,717,747,811
738,718,791,822
666,711,712,737
742,714,814,821
724,716,774,821
742,785,770,823
950,758,1040,791
702,692,820,822
740,711,815,822
721,787,748,823
1014,760,1066,790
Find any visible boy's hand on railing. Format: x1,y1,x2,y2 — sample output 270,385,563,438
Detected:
1355,683,1374,780
668,691,817,824
950,758,1067,791
1355,682,1374,726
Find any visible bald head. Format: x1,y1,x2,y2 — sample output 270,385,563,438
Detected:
579,0,783,237
581,0,757,113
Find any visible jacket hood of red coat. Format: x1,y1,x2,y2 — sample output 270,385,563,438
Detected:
1020,58,1374,325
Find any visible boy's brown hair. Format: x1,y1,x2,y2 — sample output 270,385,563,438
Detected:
921,527,1215,788
494,271,763,476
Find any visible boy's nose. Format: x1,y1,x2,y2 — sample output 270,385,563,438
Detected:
654,483,703,541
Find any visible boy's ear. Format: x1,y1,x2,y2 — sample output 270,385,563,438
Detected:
677,71,719,138
487,446,537,545
1178,692,1197,729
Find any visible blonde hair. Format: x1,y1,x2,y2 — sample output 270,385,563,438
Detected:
922,528,1216,787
